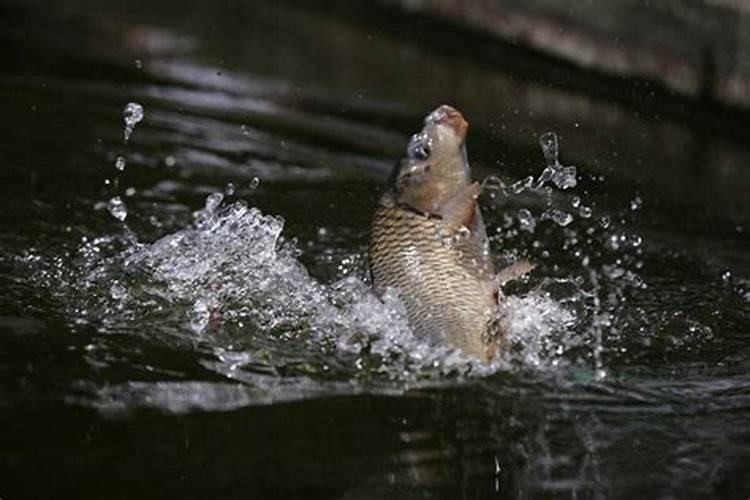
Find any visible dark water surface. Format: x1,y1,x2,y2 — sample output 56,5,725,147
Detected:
1,1,749,498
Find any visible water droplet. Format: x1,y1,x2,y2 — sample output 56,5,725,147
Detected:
249,177,260,190
107,196,127,221
125,187,136,197
509,176,534,194
481,175,506,192
164,155,176,167
630,196,642,211
552,165,577,190
631,234,642,247
517,208,536,233
114,155,126,171
189,297,211,334
571,196,581,208
205,193,224,212
539,132,559,167
722,271,732,282
135,59,143,69
224,182,236,196
599,216,610,228
579,206,592,218
123,102,144,142
543,209,573,227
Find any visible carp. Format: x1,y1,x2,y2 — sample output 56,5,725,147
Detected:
369,105,530,361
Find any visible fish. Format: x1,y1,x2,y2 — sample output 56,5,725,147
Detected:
368,105,531,362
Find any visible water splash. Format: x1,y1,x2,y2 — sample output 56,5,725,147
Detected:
536,132,577,190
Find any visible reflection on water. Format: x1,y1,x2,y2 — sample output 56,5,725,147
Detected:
1,0,749,498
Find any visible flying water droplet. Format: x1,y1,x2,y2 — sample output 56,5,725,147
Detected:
481,175,506,192
509,176,534,194
630,196,642,211
189,297,211,334
517,208,536,233
114,156,126,171
249,177,260,190
539,132,559,167
543,209,573,227
552,165,577,190
123,102,144,142
205,193,224,212
107,196,128,222
224,182,236,196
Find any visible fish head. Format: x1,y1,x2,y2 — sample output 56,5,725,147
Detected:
392,105,471,214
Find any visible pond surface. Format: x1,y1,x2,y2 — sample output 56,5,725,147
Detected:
1,1,749,498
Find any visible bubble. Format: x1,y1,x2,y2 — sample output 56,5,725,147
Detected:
107,196,127,222
599,216,610,229
123,102,144,142
571,196,581,208
114,156,126,171
248,177,261,190
579,206,592,218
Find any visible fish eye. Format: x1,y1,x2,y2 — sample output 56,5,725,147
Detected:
410,143,431,161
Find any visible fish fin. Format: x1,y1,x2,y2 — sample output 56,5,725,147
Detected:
437,182,482,233
496,260,535,286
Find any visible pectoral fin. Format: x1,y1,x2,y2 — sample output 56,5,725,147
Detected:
496,260,535,286
437,182,482,233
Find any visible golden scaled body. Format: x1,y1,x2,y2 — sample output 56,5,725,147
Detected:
369,105,528,362
370,191,498,361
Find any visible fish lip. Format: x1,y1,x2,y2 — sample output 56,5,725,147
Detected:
426,104,468,140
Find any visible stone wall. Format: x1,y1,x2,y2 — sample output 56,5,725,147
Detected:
389,0,750,109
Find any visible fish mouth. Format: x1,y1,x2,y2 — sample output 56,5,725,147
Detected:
426,105,468,140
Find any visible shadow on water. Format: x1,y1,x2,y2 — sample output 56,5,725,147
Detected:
0,0,749,498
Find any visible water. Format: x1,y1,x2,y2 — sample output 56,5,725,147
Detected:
1,1,749,498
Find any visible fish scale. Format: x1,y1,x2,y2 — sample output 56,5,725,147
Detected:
369,194,497,360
